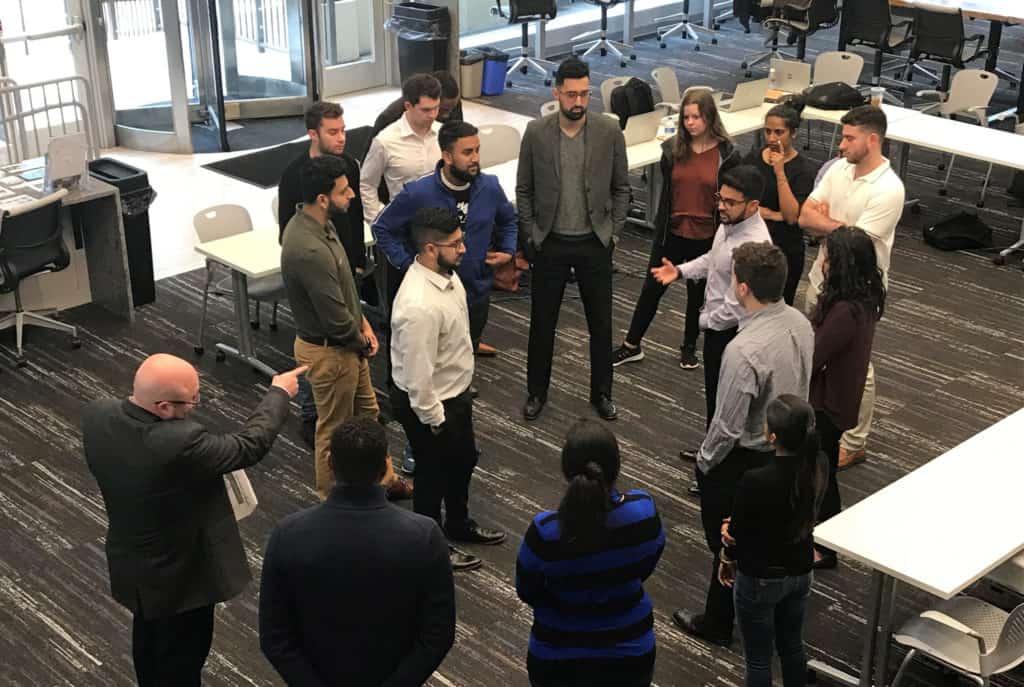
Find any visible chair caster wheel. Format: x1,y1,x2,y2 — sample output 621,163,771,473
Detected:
712,39,718,45
71,338,81,350
938,163,946,171
741,61,748,69
620,62,627,68
215,350,226,362
544,79,552,87
745,71,753,78
16,358,27,368
194,345,205,355
269,323,278,332
630,54,636,61
976,202,985,208
506,80,513,88
694,45,700,52
660,43,667,49
993,255,1006,266
938,188,947,196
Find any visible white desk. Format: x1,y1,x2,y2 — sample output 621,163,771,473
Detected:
809,408,1024,687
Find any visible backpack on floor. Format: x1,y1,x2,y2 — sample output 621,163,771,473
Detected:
610,78,655,129
799,82,867,110
923,211,993,251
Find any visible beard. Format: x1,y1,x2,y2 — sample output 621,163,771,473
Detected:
317,141,344,157
449,163,479,184
438,253,462,274
560,105,586,121
843,147,866,164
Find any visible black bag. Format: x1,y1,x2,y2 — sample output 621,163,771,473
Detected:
923,211,993,251
610,78,655,130
800,82,867,110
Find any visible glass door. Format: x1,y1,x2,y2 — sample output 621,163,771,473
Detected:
313,0,387,97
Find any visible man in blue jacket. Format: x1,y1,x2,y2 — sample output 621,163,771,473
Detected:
373,119,518,357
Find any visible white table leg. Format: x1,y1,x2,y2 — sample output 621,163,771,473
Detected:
214,269,279,379
808,568,888,687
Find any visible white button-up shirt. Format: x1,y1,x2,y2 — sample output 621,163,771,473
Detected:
677,212,772,332
807,157,905,291
390,259,474,427
360,113,441,225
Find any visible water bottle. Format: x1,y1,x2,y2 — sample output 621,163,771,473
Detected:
769,65,777,89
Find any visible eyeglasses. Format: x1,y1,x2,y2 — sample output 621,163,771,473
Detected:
713,193,750,208
431,238,465,249
558,89,591,102
157,393,200,408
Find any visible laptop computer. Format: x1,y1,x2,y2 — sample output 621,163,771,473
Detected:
771,58,812,93
622,110,665,146
717,78,771,113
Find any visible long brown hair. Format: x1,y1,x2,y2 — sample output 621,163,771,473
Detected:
673,89,731,164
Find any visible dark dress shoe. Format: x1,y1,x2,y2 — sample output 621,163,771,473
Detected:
523,395,546,421
813,548,838,570
449,546,483,571
688,481,701,496
592,394,618,421
385,476,414,501
446,519,506,546
672,610,732,647
471,386,479,399
679,448,698,462
299,418,316,448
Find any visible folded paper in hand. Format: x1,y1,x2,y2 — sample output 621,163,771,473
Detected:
224,470,257,521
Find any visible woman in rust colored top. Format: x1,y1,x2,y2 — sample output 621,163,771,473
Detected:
809,226,885,569
613,89,740,370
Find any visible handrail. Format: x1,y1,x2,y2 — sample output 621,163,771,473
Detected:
0,76,100,164
0,24,86,45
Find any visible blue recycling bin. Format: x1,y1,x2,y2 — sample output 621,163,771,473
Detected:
479,48,510,96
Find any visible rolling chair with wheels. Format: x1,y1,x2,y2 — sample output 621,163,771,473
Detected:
572,0,636,68
192,204,287,357
493,0,556,88
803,50,865,150
741,0,799,76
906,7,987,92
657,0,717,51
0,189,79,365
841,0,914,103
759,0,839,66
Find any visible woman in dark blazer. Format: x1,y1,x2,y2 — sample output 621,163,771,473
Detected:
516,420,666,687
808,226,886,568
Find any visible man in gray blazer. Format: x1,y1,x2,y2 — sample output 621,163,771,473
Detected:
517,56,631,422
82,353,304,686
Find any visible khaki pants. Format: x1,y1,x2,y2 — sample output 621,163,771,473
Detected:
804,282,875,453
294,338,395,500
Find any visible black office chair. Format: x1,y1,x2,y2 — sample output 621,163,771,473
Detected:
0,189,79,365
657,0,718,51
572,0,636,68
906,7,987,92
841,0,914,102
741,0,804,75
494,0,556,87
759,0,839,67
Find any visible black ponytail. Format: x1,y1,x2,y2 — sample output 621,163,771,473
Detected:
557,419,621,547
766,395,827,543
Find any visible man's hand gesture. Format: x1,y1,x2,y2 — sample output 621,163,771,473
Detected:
271,366,309,398
651,258,681,286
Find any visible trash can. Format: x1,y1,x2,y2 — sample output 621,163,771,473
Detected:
386,2,451,84
478,47,510,96
88,158,158,307
460,51,484,99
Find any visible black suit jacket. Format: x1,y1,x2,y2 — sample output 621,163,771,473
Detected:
259,485,455,687
82,388,291,618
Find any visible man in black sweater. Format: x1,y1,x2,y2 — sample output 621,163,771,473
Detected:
371,69,463,138
259,416,455,685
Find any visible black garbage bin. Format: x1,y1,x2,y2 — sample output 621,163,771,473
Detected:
88,158,158,307
386,2,451,83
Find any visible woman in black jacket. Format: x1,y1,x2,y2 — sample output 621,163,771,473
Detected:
613,88,740,370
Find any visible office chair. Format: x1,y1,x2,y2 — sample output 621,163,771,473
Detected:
477,125,522,168
493,0,556,87
192,204,287,356
906,7,987,92
572,0,636,68
0,189,79,365
841,0,914,103
759,0,839,66
741,0,799,76
657,0,717,51
803,50,865,151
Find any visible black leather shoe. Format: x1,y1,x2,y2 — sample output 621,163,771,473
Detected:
813,548,838,570
299,418,316,449
449,546,483,571
446,519,506,546
679,448,698,462
592,394,618,421
470,386,479,399
672,610,732,647
523,395,546,421
687,481,701,496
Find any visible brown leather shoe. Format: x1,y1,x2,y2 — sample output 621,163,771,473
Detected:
475,341,498,357
386,476,414,501
837,447,866,472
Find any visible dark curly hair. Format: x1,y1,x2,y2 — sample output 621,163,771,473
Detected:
812,226,886,327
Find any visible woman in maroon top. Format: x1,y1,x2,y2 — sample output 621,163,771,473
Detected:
809,226,885,568
613,89,740,370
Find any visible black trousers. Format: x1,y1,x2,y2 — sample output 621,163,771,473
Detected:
528,234,613,401
816,409,843,554
781,241,805,308
625,233,713,350
703,327,739,429
132,603,215,687
391,386,478,528
469,295,490,352
697,447,773,640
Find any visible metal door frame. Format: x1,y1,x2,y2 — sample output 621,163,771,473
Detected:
313,0,390,97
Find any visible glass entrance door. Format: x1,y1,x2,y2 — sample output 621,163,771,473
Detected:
313,0,387,97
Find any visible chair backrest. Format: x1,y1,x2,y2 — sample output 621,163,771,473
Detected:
0,189,70,293
982,602,1024,676
540,100,559,117
193,204,254,244
808,0,840,28
813,51,864,86
507,0,557,22
941,69,998,118
344,125,375,165
912,7,965,62
477,124,522,168
600,76,630,113
842,0,896,47
651,67,681,107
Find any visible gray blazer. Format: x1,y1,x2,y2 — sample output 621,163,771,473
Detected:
515,112,631,249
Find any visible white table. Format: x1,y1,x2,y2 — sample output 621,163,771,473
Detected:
809,408,1024,687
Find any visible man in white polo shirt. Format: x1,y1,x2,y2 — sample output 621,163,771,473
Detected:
799,105,905,470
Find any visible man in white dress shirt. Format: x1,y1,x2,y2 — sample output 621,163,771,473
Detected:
799,105,905,470
389,207,506,572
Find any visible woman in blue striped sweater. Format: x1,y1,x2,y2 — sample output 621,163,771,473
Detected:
516,420,667,687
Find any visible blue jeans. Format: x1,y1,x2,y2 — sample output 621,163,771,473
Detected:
733,570,811,687
296,374,317,423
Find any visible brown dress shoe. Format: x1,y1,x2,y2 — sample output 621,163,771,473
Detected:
385,476,414,501
475,342,498,357
837,447,866,472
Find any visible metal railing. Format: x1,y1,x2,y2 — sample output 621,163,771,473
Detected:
0,76,100,165
234,0,290,52
103,0,164,39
